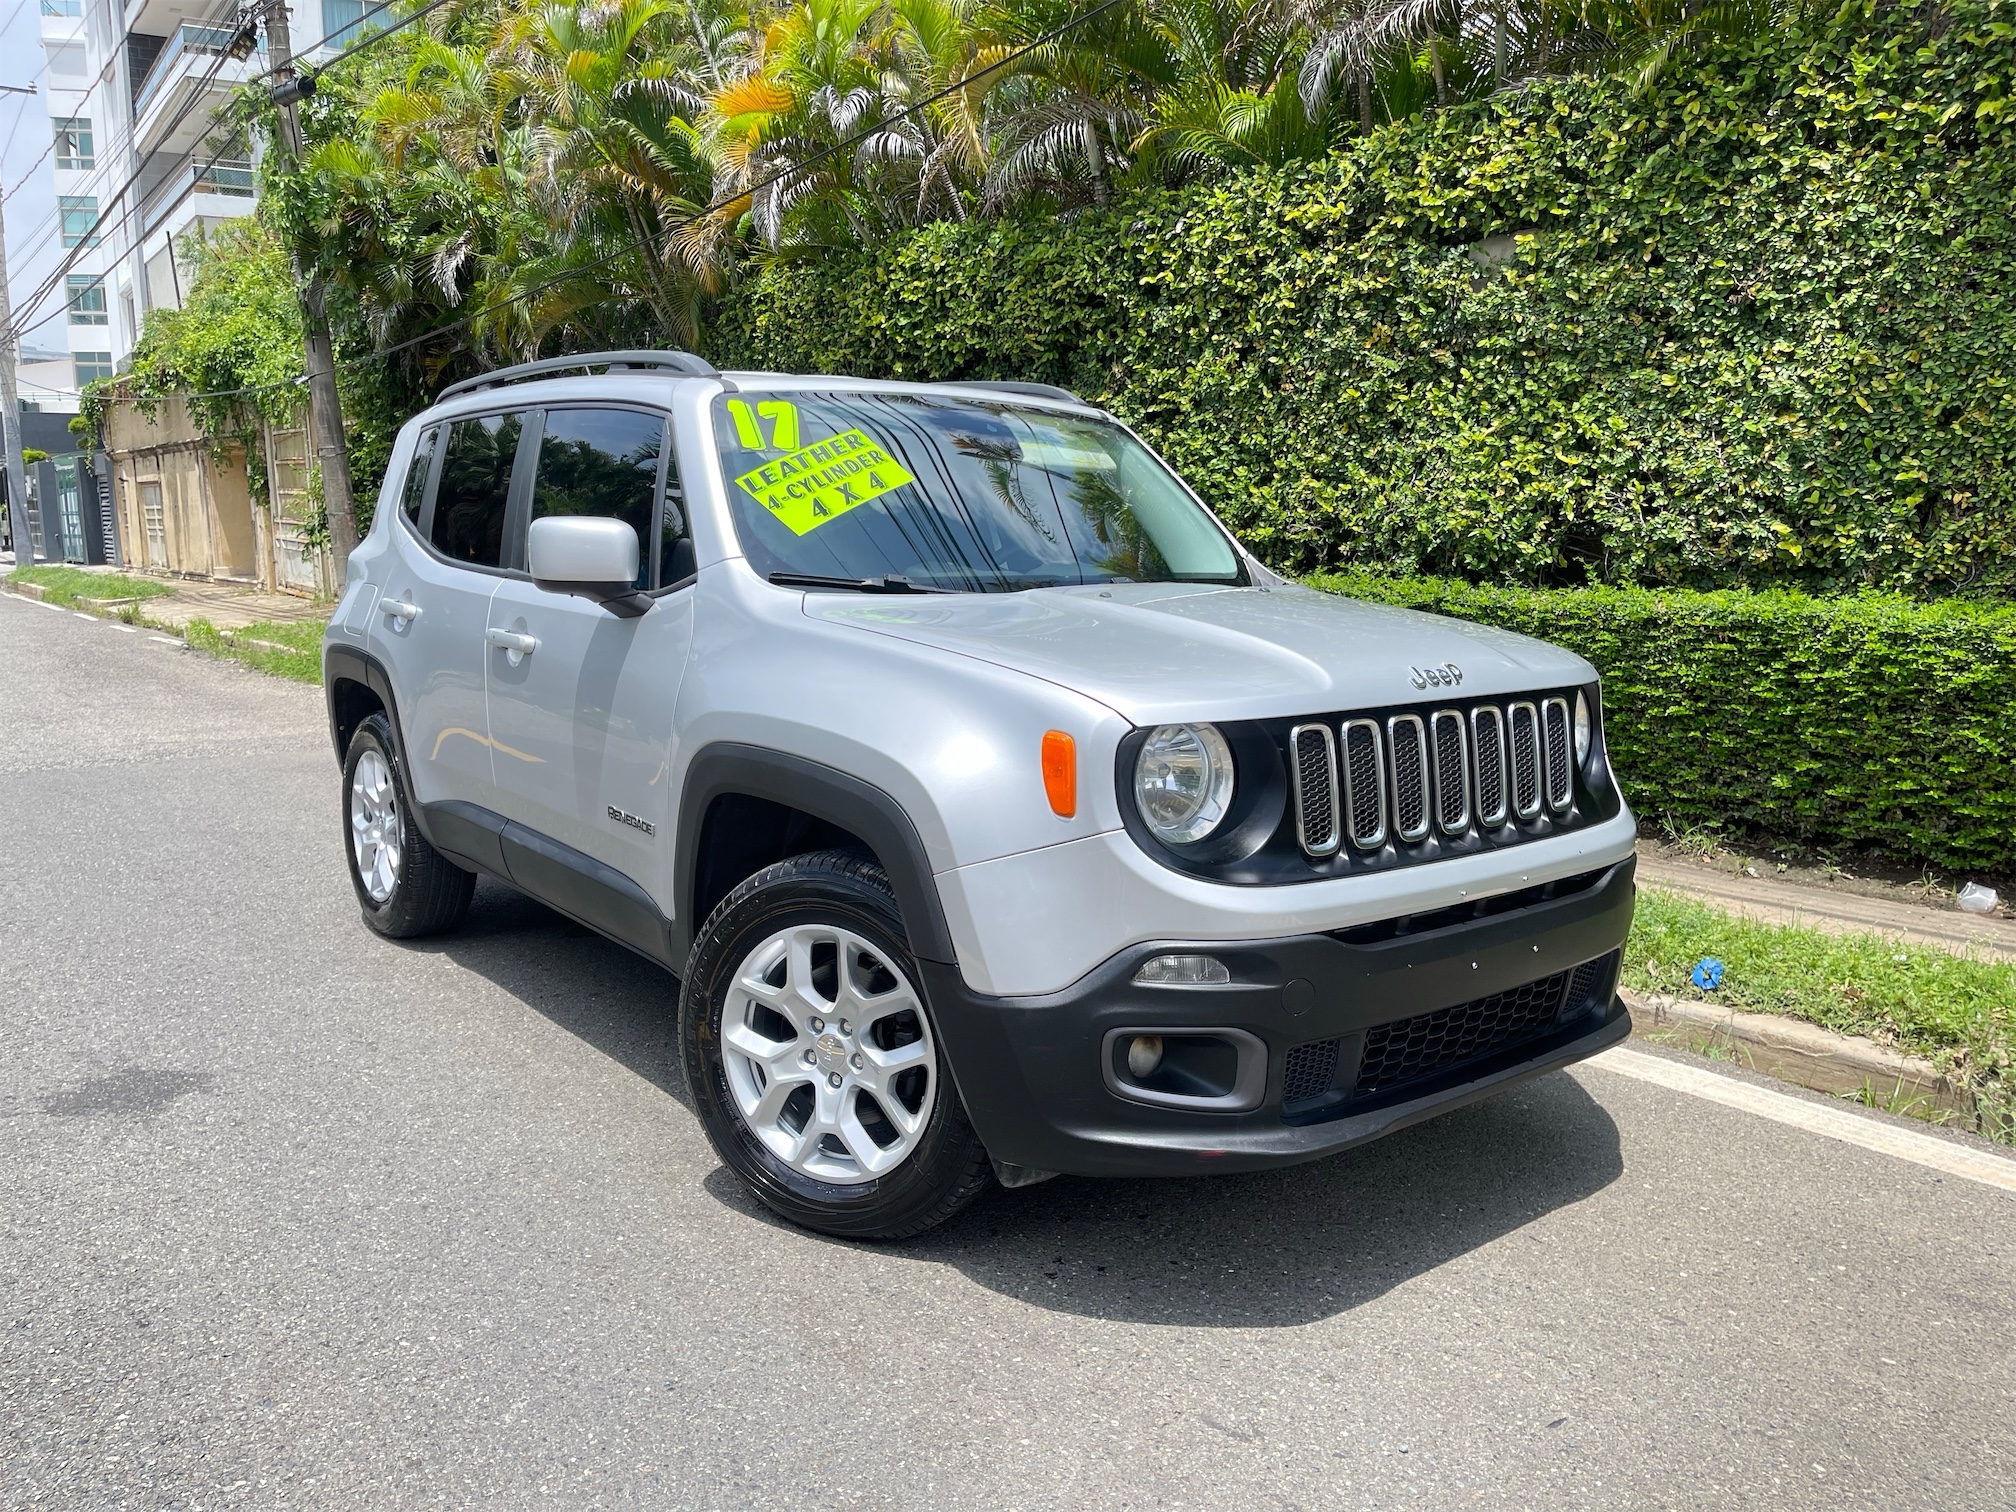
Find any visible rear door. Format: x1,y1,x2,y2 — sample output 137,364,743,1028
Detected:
483,405,695,903
370,409,532,816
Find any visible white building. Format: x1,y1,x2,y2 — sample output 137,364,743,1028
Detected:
32,0,357,391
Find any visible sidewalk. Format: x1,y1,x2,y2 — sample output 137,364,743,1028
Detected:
128,577,329,634
1635,848,2016,960
5,557,329,633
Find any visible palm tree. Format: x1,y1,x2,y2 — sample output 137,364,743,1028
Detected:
1133,0,1332,176
508,0,726,343
981,0,1175,209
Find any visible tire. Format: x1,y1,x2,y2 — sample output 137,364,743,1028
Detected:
342,711,475,939
680,850,992,1240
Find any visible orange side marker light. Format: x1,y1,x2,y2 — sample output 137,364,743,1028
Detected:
1041,730,1077,818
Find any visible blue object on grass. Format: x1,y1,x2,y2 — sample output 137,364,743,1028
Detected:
1691,957,1725,991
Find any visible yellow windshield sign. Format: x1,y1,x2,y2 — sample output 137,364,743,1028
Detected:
733,429,916,536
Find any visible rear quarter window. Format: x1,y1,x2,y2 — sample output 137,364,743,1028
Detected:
399,425,438,524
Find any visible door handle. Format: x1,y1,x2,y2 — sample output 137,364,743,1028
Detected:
382,598,421,623
485,628,539,655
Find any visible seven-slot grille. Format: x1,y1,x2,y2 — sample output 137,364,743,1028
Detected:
1292,695,1576,857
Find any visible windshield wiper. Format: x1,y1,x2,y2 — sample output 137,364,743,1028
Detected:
769,572,956,595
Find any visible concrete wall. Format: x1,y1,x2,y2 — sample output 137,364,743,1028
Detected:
103,393,265,586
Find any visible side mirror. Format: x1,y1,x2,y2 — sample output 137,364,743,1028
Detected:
527,516,649,617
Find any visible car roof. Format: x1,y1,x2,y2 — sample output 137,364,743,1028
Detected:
420,367,1100,423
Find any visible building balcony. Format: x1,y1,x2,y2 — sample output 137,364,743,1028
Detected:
141,158,256,239
130,20,260,157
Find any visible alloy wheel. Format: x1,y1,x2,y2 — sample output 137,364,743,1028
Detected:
350,748,402,904
721,923,937,1185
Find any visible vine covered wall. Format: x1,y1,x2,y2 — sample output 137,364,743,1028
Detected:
715,0,2016,596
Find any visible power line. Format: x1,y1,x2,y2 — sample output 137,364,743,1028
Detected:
3,0,244,275
10,0,459,331
98,0,1133,404
313,0,459,71
8,15,257,331
0,90,29,165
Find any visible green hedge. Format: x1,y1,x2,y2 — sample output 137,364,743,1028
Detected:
713,0,2016,597
1309,572,2016,872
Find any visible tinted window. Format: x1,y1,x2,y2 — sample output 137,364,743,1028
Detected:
529,408,663,590
658,470,694,588
399,425,438,523
710,392,1242,593
432,412,525,567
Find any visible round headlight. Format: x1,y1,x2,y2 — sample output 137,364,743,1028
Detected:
1574,691,1593,765
1134,723,1235,844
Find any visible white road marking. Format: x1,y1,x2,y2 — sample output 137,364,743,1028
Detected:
1586,1046,2016,1194
30,598,67,612
106,622,138,633
147,635,181,647
73,612,96,621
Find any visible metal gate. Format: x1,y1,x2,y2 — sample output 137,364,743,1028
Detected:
139,481,167,569
262,420,327,594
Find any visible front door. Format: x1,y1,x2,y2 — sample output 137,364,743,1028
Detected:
484,406,693,899
139,481,166,570
371,410,529,815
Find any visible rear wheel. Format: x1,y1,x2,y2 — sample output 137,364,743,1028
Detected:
681,850,991,1239
342,712,474,938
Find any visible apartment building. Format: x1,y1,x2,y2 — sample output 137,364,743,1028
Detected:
16,0,353,570
34,0,355,387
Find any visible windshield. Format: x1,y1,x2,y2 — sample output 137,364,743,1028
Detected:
711,390,1245,592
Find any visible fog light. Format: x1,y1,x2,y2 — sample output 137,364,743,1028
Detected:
1134,954,1231,986
1126,1034,1165,1078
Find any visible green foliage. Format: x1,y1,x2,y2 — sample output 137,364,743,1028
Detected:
714,0,2016,597
1626,888,2016,1136
86,216,415,514
181,616,327,684
121,219,306,439
1308,570,2016,872
20,448,48,464
7,566,177,606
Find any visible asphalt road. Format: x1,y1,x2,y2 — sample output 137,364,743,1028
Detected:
3,589,2013,1511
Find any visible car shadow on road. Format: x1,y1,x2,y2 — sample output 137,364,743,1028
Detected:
405,878,692,1107
408,880,1624,1329
889,1075,1624,1326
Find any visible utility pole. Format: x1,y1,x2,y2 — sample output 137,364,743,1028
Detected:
0,81,39,565
260,0,359,579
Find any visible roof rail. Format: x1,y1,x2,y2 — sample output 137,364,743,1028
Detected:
438,350,719,402
947,379,1088,405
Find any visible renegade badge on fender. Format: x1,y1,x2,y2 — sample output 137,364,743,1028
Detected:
322,350,1637,1240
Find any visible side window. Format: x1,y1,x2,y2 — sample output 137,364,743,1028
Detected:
399,424,438,524
432,411,525,567
529,408,664,591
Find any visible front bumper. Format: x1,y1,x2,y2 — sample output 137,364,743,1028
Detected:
923,856,1636,1178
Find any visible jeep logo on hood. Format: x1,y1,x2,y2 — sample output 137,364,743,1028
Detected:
1409,663,1463,689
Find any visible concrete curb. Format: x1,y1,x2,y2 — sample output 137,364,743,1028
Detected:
6,580,47,601
1623,988,1979,1128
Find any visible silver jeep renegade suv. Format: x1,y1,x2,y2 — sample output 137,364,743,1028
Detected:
322,349,1637,1239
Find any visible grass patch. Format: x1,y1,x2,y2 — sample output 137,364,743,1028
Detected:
182,617,325,684
8,564,176,608
1627,888,2016,1137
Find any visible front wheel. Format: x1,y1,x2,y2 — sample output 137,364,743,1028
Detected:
680,850,992,1239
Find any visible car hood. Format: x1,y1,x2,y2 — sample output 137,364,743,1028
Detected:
804,581,1595,725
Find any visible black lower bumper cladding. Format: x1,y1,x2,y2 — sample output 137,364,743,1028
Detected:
925,856,1637,1178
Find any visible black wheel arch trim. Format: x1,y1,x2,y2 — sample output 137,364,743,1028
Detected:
673,743,957,969
324,643,446,853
